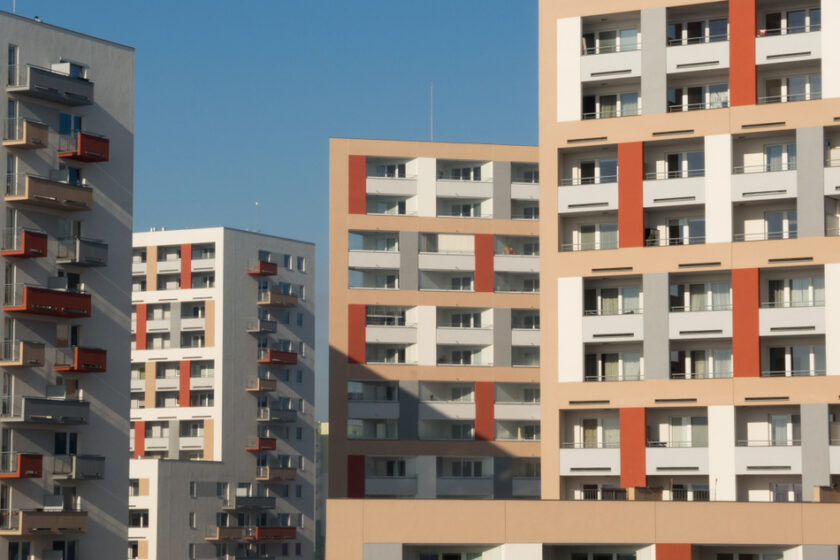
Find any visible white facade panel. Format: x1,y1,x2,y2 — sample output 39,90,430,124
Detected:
418,252,475,271
347,401,400,420
365,476,418,496
511,329,540,347
825,264,840,375
494,403,540,421
366,176,418,197
557,17,582,122
759,306,825,336
823,3,840,99
558,183,619,214
734,445,802,475
666,41,730,74
705,134,733,243
731,170,797,202
708,405,737,500
417,402,476,421
646,447,709,475
416,157,437,217
436,327,493,346
435,180,494,199
558,448,621,476
582,314,644,342
416,306,437,366
348,250,401,270
366,325,418,345
580,50,641,82
511,182,540,200
558,277,584,382
643,177,705,208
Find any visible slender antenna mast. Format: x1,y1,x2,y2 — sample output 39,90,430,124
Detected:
12,0,15,14
255,201,260,233
430,81,434,142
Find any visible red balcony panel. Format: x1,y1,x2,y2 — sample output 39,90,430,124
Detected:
245,437,277,452
4,287,91,318
248,260,278,276
54,347,106,373
1,230,47,258
250,527,296,541
257,350,298,365
58,132,109,162
0,454,42,479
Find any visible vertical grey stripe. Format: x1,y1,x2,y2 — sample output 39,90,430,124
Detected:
493,308,513,368
493,456,513,499
643,273,670,379
398,231,419,291
398,380,419,440
493,161,512,220
641,8,667,115
801,403,830,501
796,127,825,238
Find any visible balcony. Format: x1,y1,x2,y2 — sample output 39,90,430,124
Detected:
735,441,802,475
367,175,417,197
418,401,475,421
582,313,643,342
56,237,108,267
205,526,246,542
494,402,540,422
666,41,729,74
435,326,493,346
245,526,296,541
580,48,641,82
257,290,297,309
54,347,107,373
4,284,91,318
0,227,47,258
256,407,297,423
0,340,44,367
365,476,418,496
7,63,93,106
436,477,493,497
2,118,48,149
557,181,618,214
256,466,297,482
256,349,298,366
247,260,278,276
0,396,90,425
512,477,540,498
347,401,400,420
0,509,88,536
511,328,540,347
494,254,539,274
57,131,109,162
731,165,796,201
559,444,621,476
247,319,277,334
52,454,105,480
669,309,732,339
643,173,705,208
645,446,709,475
222,495,276,511
5,174,92,212
366,324,417,345
348,249,401,270
759,305,825,336
246,377,277,393
245,437,276,452
0,453,42,479
756,30,821,65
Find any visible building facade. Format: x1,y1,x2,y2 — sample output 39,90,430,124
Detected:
327,1,840,559
0,12,134,560
128,228,315,560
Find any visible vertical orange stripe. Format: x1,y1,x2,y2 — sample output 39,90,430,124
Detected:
180,244,192,289
179,361,191,407
134,421,145,459
730,0,757,106
619,407,647,488
347,304,366,364
733,268,760,377
618,142,644,248
348,155,367,215
473,234,495,292
135,304,147,351
474,382,495,441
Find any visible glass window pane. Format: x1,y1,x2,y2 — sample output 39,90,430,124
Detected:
814,277,825,306
691,417,708,446
765,211,784,239
712,349,731,376
814,346,826,374
583,33,596,54
810,9,821,31
711,282,730,310
708,83,729,108
791,278,809,306
769,279,786,306
604,353,619,381
599,159,618,182
599,30,617,53
580,224,596,250
688,218,705,244
788,76,807,101
810,74,821,99
686,21,703,42
709,18,728,41
620,92,638,116
619,28,638,51
622,352,641,380
667,23,683,45
621,286,640,314
599,95,617,118
599,223,618,249
689,284,706,311
686,152,705,176
601,288,619,315
670,417,689,446
787,10,806,33
765,79,782,103
791,346,810,374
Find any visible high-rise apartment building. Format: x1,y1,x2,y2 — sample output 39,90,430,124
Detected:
0,12,134,560
128,228,315,560
327,2,840,559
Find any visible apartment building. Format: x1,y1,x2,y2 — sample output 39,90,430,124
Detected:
128,228,315,560
327,1,840,559
0,12,134,560
328,138,541,503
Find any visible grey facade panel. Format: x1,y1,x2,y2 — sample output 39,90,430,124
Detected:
493,161,512,220
643,273,670,379
493,456,513,499
399,231,419,291
493,308,513,368
398,380,419,440
641,8,667,115
168,420,179,459
802,546,839,560
801,403,831,501
796,127,825,238
363,544,403,560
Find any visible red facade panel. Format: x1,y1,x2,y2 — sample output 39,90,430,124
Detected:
730,0,757,106
134,421,146,459
474,234,495,293
135,304,147,351
347,454,365,498
733,268,760,377
180,244,192,289
619,407,647,489
618,142,644,248
179,361,191,407
348,155,367,215
348,304,366,364
474,382,495,441
657,544,692,560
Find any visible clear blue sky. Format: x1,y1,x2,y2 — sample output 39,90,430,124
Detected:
13,0,538,420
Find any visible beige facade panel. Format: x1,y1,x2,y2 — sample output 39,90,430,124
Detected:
205,299,215,347
144,362,156,409
344,364,540,384
145,245,157,293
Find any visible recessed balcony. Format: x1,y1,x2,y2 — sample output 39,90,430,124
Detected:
256,466,297,482
221,495,276,511
245,526,296,541
52,454,104,480
54,347,107,373
0,396,90,425
0,227,47,258
0,340,44,367
7,63,93,106
3,284,91,318
205,526,246,542
0,509,88,536
0,453,42,479
246,377,277,393
247,260,277,276
5,174,92,212
56,237,108,267
256,407,297,423
58,131,109,162
256,348,297,365
257,290,297,309
365,476,418,497
246,319,277,334
2,118,48,149
245,437,276,452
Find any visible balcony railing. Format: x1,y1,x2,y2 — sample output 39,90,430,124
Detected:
733,232,797,242
758,25,820,36
559,240,619,252
670,304,732,312
245,437,276,452
244,526,296,541
758,91,821,104
0,227,47,258
667,33,729,46
54,347,107,373
246,318,277,333
760,300,823,308
0,507,87,535
52,454,105,480
644,170,705,180
5,173,93,211
3,284,91,318
732,162,796,174
561,441,620,449
246,377,277,393
647,440,708,448
257,289,298,308
7,63,93,106
737,439,801,447
559,175,617,186
2,117,48,149
584,308,642,316
761,370,826,378
0,452,42,478
584,374,643,382
256,348,298,365
580,488,627,501
669,371,733,379
55,237,108,267
667,102,729,112
582,106,641,120
645,236,705,247
256,465,297,482
671,488,710,502
582,42,641,55
247,259,278,276
57,131,109,162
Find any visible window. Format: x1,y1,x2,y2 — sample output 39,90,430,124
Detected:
574,223,618,251
669,281,731,312
668,85,729,112
763,75,821,104
450,423,474,440
765,345,825,377
762,8,820,35
764,210,797,240
295,485,302,498
447,166,481,181
7,45,18,86
54,432,78,455
767,277,824,308
582,93,639,119
667,17,728,45
283,254,292,269
296,370,303,383
190,481,198,498
189,511,196,529
59,112,82,136
375,163,406,178
296,256,305,271
670,348,732,379
584,352,642,381
129,479,140,497
296,543,302,556
581,27,639,55
296,427,303,440
450,276,473,291
583,286,642,316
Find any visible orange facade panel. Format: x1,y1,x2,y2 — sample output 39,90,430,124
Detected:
619,408,646,489
618,142,643,248
474,382,495,441
730,0,757,107
0,229,47,258
58,132,110,162
348,304,366,364
732,268,760,378
349,155,367,215
474,234,495,293
54,347,106,373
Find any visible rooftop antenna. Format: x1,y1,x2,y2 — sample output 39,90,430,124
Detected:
430,81,434,142
254,201,260,233
12,0,14,14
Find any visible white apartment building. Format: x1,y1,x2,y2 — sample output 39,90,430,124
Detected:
128,227,315,560
0,12,133,560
